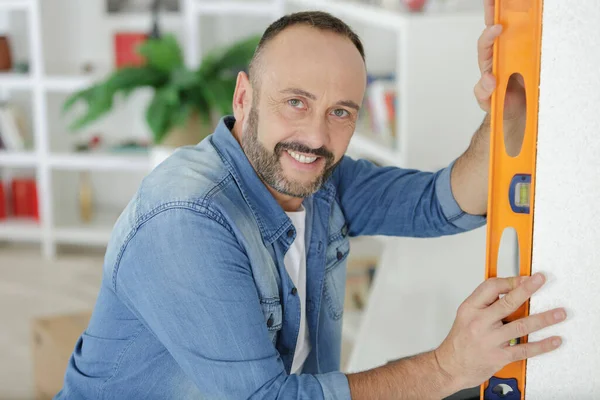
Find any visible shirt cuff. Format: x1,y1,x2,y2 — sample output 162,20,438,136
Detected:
316,371,352,400
435,160,487,231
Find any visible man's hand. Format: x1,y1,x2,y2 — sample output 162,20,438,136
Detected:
434,273,566,389
474,0,526,121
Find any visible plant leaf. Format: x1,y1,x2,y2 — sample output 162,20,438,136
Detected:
137,34,184,73
172,103,193,128
202,77,236,116
67,85,115,131
62,86,96,114
62,66,166,131
170,67,199,91
145,87,176,144
198,35,260,80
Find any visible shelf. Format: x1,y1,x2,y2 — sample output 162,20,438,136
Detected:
54,226,112,246
48,153,150,172
0,73,33,90
105,13,182,32
288,0,409,30
0,217,41,242
0,0,32,12
288,0,483,30
54,208,119,246
0,151,37,167
193,1,275,15
348,132,401,167
44,75,94,93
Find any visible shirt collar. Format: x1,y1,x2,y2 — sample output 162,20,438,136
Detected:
210,116,336,243
209,116,296,244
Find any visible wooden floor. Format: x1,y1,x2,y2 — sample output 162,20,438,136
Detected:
0,243,104,400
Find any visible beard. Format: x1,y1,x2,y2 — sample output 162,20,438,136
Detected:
241,105,339,198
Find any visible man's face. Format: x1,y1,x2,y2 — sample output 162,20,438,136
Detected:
240,25,367,198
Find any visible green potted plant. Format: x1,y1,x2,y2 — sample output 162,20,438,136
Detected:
62,33,259,166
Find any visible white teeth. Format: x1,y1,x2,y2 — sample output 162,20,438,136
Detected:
287,150,317,164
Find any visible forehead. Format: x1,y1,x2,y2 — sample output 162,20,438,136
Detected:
258,24,367,101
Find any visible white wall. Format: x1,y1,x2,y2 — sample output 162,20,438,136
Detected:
527,1,600,397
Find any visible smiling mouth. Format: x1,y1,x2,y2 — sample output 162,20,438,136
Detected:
286,149,319,164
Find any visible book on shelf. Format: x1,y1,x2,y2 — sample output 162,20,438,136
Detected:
0,102,30,151
0,177,39,221
12,178,39,220
360,73,397,148
0,182,5,220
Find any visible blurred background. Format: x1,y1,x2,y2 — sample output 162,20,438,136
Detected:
0,0,519,398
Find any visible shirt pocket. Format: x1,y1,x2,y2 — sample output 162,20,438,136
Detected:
73,332,133,379
323,223,350,321
260,298,283,346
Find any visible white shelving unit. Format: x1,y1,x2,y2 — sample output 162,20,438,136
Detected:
0,0,30,11
0,150,36,167
0,73,32,89
48,153,150,172
181,0,285,71
0,0,156,257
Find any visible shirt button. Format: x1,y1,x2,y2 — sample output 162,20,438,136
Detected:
337,251,343,261
341,225,348,237
267,314,274,328
291,287,298,296
287,229,294,238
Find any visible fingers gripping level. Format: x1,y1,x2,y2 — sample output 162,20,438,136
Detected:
481,0,544,399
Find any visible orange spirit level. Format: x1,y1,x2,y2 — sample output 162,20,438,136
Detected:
481,0,544,399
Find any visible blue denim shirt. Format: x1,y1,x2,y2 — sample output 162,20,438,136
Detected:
56,116,485,400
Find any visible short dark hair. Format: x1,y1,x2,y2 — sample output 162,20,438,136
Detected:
249,11,365,89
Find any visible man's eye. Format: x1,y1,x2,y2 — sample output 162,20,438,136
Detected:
332,109,349,118
288,99,304,108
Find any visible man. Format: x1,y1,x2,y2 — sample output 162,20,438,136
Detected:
56,3,566,399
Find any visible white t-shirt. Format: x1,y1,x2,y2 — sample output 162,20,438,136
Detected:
285,206,311,374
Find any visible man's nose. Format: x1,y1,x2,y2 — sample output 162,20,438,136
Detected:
302,116,330,151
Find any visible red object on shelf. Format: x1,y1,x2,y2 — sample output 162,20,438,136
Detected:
0,182,6,219
114,32,148,68
403,0,428,12
11,178,39,220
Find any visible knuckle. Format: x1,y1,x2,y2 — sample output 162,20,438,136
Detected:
532,316,545,332
474,87,485,101
500,295,518,312
514,320,528,337
513,345,528,362
487,277,499,286
482,277,498,291
507,276,519,290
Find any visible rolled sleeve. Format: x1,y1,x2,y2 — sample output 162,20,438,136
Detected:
316,372,352,400
435,160,487,231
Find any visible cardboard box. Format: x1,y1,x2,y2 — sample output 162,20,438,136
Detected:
31,311,92,400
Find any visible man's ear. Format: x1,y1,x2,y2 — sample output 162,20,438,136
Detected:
232,71,252,125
